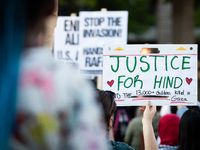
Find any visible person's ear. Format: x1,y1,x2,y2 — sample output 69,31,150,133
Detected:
109,115,114,130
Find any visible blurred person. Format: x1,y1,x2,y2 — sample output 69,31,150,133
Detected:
0,0,108,149
176,105,200,118
148,109,200,150
135,106,143,117
178,109,200,150
176,106,189,118
96,90,133,150
160,106,171,116
113,107,130,142
96,89,158,150
124,106,161,150
158,114,180,150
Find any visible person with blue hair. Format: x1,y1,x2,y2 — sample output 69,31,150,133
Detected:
0,0,109,149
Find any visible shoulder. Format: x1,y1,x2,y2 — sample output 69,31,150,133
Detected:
18,46,95,112
130,116,143,124
153,115,161,122
127,116,143,132
110,141,135,150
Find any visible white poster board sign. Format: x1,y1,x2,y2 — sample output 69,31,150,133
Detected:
54,16,79,68
79,11,128,76
103,44,198,106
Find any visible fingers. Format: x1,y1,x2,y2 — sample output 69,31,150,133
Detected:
140,101,157,113
140,106,146,112
145,101,157,113
146,100,151,110
140,108,145,112
146,100,150,107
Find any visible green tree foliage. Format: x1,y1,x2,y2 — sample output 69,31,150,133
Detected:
59,0,156,35
194,0,200,26
95,0,156,34
59,0,200,35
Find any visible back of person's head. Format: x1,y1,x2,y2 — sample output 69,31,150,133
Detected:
96,89,117,130
158,114,180,146
178,109,200,150
0,0,55,149
25,0,56,47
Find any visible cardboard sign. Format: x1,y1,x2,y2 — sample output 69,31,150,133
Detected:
103,44,198,106
79,11,128,76
54,16,79,68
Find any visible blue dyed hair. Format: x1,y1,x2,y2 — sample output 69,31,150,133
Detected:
0,0,55,148
0,0,26,149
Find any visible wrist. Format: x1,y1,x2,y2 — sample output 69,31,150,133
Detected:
143,118,152,124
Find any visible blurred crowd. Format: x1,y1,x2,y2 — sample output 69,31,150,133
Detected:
113,105,200,150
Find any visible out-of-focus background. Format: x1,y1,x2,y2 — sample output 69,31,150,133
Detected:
41,0,200,146
58,0,200,52
55,0,200,96
55,1,200,144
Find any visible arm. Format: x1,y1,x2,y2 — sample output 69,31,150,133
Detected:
140,101,158,150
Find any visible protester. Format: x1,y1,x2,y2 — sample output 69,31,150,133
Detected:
124,106,161,150
113,107,130,142
96,89,158,150
1,0,108,149
149,109,200,150
176,105,200,118
97,90,134,150
178,109,200,150
158,114,180,150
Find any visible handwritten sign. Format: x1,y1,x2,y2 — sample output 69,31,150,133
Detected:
54,16,79,68
103,44,198,106
79,11,128,76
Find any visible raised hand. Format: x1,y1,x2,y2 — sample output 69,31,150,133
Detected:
140,101,159,150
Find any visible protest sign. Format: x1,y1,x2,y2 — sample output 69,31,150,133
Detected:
103,44,198,106
54,16,79,68
79,11,128,76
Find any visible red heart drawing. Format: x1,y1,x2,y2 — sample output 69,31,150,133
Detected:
186,78,192,85
107,80,114,87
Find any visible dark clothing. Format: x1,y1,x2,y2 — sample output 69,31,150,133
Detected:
124,115,160,150
110,141,135,150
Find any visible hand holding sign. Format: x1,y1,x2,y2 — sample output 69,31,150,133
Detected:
140,101,157,123
103,44,198,106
